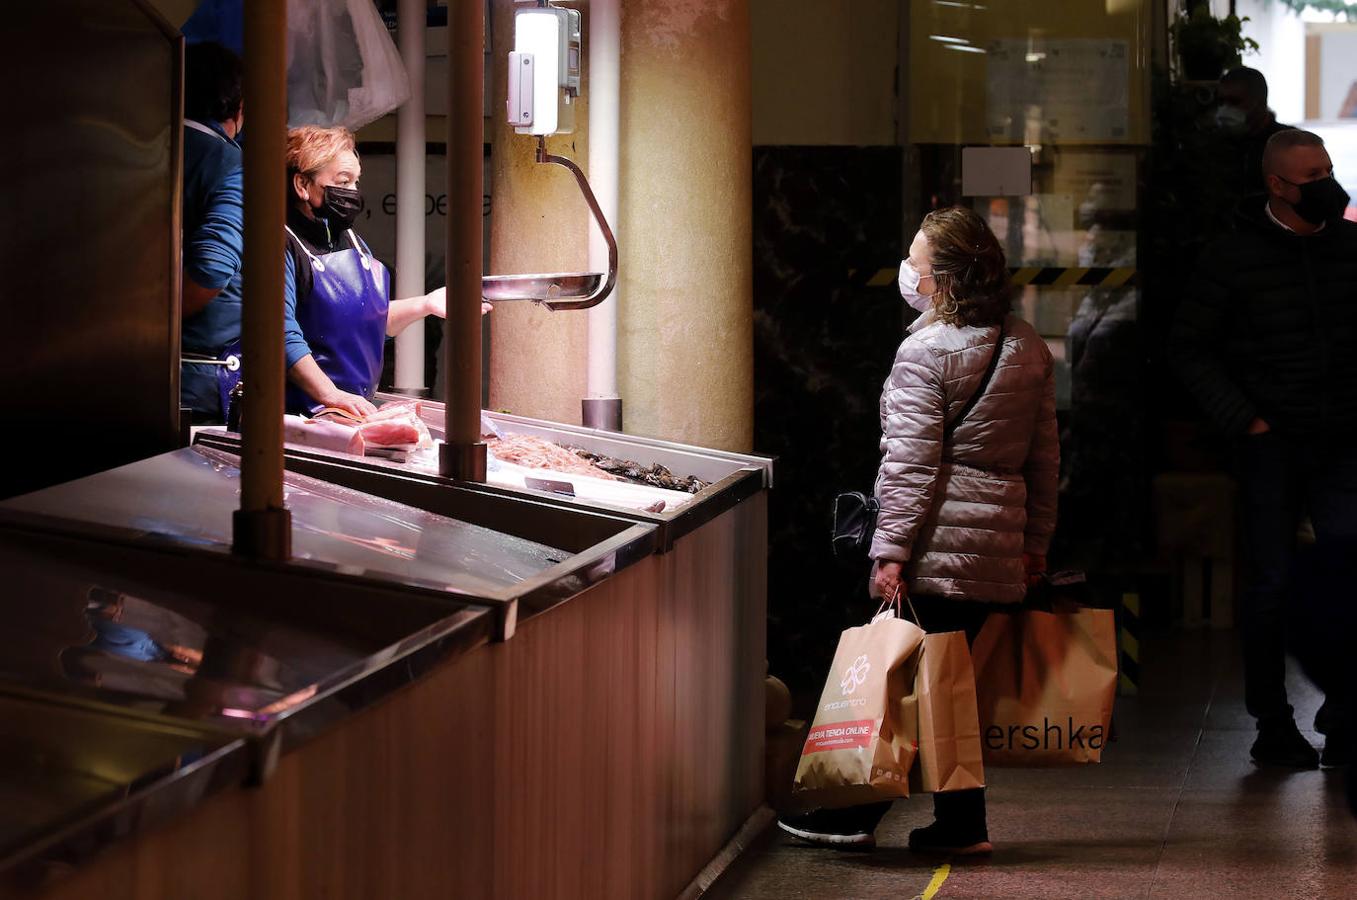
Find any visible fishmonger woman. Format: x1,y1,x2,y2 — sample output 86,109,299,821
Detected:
282,125,482,417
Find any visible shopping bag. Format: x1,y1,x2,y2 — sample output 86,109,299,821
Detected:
970,607,1117,766
792,606,925,809
910,631,986,793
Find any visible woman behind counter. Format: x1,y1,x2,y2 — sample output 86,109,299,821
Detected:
282,126,487,418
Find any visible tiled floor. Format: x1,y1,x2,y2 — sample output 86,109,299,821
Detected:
711,630,1357,899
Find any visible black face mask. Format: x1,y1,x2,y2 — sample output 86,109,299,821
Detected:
317,185,364,230
1280,175,1350,225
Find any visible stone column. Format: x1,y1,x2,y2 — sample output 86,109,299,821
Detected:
488,0,754,452
618,0,753,451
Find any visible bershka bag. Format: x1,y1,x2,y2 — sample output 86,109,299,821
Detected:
969,604,1118,766
831,320,1009,561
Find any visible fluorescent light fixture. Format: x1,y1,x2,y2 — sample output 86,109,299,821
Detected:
1026,52,1047,62
929,34,970,44
945,44,988,54
515,10,561,136
934,1,989,8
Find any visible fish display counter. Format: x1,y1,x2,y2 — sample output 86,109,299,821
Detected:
1,437,767,899
191,402,771,897
198,394,773,550
0,521,496,899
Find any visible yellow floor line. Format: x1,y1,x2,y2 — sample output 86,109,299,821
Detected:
915,862,951,900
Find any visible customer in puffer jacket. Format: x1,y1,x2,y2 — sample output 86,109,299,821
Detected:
1171,129,1357,771
779,206,1059,854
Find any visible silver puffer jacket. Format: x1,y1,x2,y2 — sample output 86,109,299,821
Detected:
869,312,1059,604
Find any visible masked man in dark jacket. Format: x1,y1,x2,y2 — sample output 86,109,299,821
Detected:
1172,129,1357,770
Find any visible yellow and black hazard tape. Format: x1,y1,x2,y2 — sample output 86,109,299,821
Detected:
1118,591,1140,696
1009,266,1139,288
854,266,1139,290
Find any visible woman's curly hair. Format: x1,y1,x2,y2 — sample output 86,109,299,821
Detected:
920,207,1012,328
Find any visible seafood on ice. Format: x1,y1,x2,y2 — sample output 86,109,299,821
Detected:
487,434,620,481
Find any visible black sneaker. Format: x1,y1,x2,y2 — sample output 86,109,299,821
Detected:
1321,731,1352,769
907,820,992,856
1251,718,1320,769
777,810,877,850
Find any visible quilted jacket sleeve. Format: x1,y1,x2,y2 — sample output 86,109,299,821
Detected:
869,339,946,563
1023,349,1060,554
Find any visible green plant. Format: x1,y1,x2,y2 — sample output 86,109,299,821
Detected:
1172,7,1260,82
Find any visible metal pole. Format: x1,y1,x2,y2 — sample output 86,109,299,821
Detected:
394,0,427,392
583,0,622,432
441,0,487,481
233,0,291,559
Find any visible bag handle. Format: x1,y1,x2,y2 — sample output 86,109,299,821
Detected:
873,584,920,626
943,318,1007,443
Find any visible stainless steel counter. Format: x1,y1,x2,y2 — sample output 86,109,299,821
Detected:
0,446,658,631
196,398,775,551
0,694,249,891
0,521,499,886
0,442,658,882
0,528,495,750
1,422,759,898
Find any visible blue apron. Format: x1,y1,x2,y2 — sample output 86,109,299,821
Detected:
285,226,391,415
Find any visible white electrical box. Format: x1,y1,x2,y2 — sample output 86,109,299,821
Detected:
509,4,582,136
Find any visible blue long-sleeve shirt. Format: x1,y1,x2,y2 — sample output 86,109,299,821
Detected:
283,247,309,369
180,120,244,417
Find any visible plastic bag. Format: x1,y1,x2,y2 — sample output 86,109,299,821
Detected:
286,0,410,131
183,0,410,131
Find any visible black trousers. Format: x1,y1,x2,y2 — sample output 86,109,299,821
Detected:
837,595,999,834
1236,433,1357,726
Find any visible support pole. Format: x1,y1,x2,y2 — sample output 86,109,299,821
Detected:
584,0,622,432
440,0,487,481
394,0,427,393
233,0,291,559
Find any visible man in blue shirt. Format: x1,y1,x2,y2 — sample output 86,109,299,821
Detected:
180,42,245,422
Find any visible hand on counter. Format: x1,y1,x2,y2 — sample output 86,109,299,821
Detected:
319,388,376,419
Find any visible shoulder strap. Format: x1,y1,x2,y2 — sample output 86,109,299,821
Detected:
944,318,1007,441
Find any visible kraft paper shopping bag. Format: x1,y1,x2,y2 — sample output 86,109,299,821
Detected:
792,610,926,809
970,607,1117,766
910,630,986,793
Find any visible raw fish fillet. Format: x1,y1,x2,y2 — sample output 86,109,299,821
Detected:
283,415,366,455
358,415,422,448
367,400,425,422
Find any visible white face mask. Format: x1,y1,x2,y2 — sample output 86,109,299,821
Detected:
1214,104,1247,135
898,259,935,313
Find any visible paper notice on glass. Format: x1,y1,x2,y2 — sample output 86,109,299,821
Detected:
986,40,1130,143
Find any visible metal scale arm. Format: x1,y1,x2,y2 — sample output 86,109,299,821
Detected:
480,138,618,313
534,139,618,311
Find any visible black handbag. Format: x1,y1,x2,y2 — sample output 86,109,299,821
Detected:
831,492,879,560
832,320,1008,561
